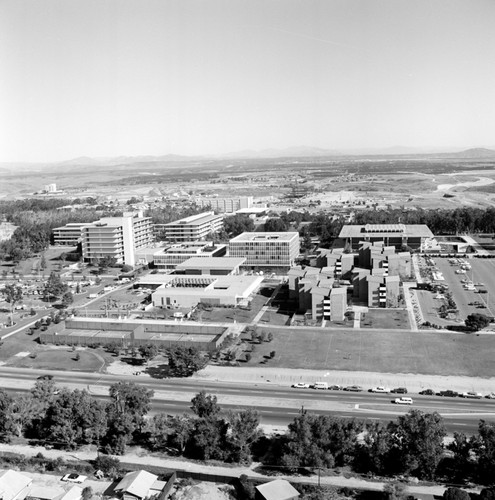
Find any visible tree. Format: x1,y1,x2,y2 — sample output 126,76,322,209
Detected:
0,389,13,440
191,391,220,419
138,344,158,362
167,346,207,377
264,218,289,232
1,284,23,326
384,482,407,500
43,272,68,302
447,432,474,483
108,382,154,430
388,410,446,480
82,487,93,500
227,409,262,464
5,394,39,438
61,291,74,308
223,214,254,236
94,455,121,478
31,379,57,408
190,417,228,461
443,488,470,500
470,420,495,484
465,313,490,332
480,488,495,500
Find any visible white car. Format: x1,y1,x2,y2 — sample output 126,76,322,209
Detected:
485,392,495,399
291,383,310,389
394,397,413,405
370,386,391,393
461,391,482,399
62,474,87,484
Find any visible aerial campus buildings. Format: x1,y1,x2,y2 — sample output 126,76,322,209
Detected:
53,212,153,266
194,196,253,213
154,211,223,242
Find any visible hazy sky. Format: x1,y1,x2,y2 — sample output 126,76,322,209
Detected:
1,0,495,162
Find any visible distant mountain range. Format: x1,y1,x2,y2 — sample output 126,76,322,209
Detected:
2,147,495,172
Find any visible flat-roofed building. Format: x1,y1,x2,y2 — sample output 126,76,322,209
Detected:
229,232,300,268
153,242,227,270
52,222,87,245
152,274,263,308
176,257,245,275
195,196,253,213
81,212,153,266
339,224,434,251
156,211,223,242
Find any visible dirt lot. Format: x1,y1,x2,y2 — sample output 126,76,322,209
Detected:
244,326,495,377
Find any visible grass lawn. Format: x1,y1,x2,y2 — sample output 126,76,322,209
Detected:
7,348,106,372
360,309,410,329
245,327,495,377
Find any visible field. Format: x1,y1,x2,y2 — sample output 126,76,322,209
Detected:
360,309,410,329
246,327,495,377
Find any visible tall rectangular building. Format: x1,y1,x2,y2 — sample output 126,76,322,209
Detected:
81,212,153,266
229,232,300,267
195,196,253,213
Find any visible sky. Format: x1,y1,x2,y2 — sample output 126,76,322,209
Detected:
1,0,495,163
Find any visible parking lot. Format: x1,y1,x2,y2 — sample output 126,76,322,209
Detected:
416,256,495,327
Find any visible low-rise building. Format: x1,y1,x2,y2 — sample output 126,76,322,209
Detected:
153,242,227,270
256,479,300,500
229,232,300,268
176,257,246,275
152,274,263,309
339,223,434,251
0,470,33,500
114,470,164,500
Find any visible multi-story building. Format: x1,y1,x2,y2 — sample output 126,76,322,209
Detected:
44,183,57,193
195,196,253,213
156,211,223,242
52,222,88,245
229,232,300,268
81,212,153,266
153,242,227,270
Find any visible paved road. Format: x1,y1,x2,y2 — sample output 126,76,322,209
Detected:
1,367,494,435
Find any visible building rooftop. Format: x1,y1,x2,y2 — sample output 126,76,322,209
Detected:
176,257,246,270
230,231,299,242
162,211,221,226
256,479,300,500
339,224,434,238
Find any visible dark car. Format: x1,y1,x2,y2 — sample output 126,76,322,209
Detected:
344,385,363,392
37,374,54,380
437,390,459,397
419,388,435,396
329,385,343,390
391,387,408,394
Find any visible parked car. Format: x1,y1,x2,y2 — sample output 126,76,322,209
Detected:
344,385,363,392
62,474,87,484
437,390,459,397
391,387,408,394
460,391,482,399
329,385,343,390
485,392,495,399
419,388,435,396
291,383,310,389
37,374,53,380
369,386,391,393
313,382,329,390
394,397,413,405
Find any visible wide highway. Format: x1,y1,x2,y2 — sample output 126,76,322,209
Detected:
1,367,494,435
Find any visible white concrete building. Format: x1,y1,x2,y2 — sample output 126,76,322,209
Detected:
194,196,253,213
52,222,87,245
156,211,223,242
81,212,153,266
153,242,227,269
229,232,300,267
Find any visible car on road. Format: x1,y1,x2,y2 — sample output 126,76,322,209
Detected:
394,397,413,405
437,390,459,397
62,474,87,484
391,387,408,394
460,391,482,399
37,374,53,380
344,385,363,392
329,385,343,390
419,389,435,396
291,383,310,389
369,386,391,393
